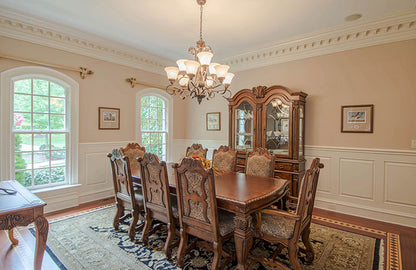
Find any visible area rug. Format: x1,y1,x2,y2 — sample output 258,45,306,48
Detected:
30,206,390,270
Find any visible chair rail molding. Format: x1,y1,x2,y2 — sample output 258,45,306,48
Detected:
0,6,415,73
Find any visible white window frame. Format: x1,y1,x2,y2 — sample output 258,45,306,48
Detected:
1,66,79,188
136,88,173,162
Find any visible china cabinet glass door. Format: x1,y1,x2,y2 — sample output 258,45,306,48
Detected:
235,101,254,151
265,98,290,156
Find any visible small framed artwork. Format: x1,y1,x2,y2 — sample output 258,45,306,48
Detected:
341,104,374,133
206,112,221,131
99,107,120,130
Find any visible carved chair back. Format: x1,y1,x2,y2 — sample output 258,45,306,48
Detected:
186,143,208,159
296,158,323,227
245,148,275,177
108,149,137,208
212,145,236,172
120,143,146,175
138,152,174,224
173,158,220,242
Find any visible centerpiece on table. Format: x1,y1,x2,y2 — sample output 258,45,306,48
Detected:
191,155,211,169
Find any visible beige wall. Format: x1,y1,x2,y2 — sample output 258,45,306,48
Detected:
0,36,188,142
186,39,416,150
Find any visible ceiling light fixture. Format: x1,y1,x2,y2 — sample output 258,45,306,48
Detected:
164,0,234,104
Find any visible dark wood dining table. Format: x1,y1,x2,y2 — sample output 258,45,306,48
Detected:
132,166,289,270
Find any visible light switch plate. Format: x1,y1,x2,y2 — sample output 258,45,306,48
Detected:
412,139,416,148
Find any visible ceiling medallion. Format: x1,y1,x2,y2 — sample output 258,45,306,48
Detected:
164,0,234,104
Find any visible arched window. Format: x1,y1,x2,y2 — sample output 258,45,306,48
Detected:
1,67,79,189
137,89,172,161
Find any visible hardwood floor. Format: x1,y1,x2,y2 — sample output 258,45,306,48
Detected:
1,198,415,270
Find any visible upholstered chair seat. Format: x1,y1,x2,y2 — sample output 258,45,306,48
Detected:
258,213,295,239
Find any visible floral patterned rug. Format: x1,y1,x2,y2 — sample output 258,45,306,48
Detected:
31,206,384,270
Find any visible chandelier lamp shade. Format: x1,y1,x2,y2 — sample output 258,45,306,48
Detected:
164,0,234,104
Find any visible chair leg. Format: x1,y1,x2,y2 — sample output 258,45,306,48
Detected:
128,208,139,241
301,226,314,264
113,202,124,230
288,242,301,270
177,229,188,268
212,241,222,270
164,222,175,260
141,213,152,245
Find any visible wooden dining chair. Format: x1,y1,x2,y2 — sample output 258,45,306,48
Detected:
212,145,236,172
107,149,145,241
138,152,178,260
252,158,324,270
185,143,208,159
245,147,275,177
173,158,235,269
120,143,146,176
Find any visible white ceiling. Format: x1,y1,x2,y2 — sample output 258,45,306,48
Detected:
0,0,415,63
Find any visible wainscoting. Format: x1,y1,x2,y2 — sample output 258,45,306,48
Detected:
38,140,416,228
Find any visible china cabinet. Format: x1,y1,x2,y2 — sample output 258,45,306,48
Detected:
228,85,307,196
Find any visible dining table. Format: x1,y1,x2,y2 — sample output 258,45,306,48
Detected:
131,165,289,270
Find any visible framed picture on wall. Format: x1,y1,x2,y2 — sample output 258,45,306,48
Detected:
206,112,221,131
341,104,373,133
99,107,120,130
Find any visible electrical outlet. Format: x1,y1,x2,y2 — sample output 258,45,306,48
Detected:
412,140,416,149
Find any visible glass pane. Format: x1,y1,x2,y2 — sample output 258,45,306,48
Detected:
157,108,163,119
51,167,65,183
33,79,49,95
33,114,49,130
34,134,49,151
50,114,65,130
50,98,65,113
235,101,253,150
149,120,157,131
266,98,290,155
33,96,49,113
142,133,150,145
14,113,32,130
149,107,157,119
157,98,163,107
14,79,31,94
141,107,149,119
51,134,66,149
150,145,158,154
15,152,32,170
141,96,149,106
14,94,32,112
51,150,66,166
33,169,50,185
157,120,163,131
50,83,65,97
141,119,149,130
15,170,32,187
15,134,32,151
149,96,157,106
150,133,158,144
34,151,50,168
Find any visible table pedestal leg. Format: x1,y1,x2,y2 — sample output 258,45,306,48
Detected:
34,216,49,270
233,214,253,270
8,229,19,245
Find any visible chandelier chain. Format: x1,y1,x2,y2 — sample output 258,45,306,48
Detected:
199,4,203,41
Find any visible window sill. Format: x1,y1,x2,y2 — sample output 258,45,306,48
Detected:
32,183,81,195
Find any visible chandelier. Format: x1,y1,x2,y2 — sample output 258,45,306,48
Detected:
164,0,234,104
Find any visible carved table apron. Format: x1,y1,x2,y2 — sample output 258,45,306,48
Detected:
133,168,289,270
0,180,49,270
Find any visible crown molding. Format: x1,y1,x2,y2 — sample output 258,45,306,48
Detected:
0,6,171,75
222,10,416,72
0,6,415,74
